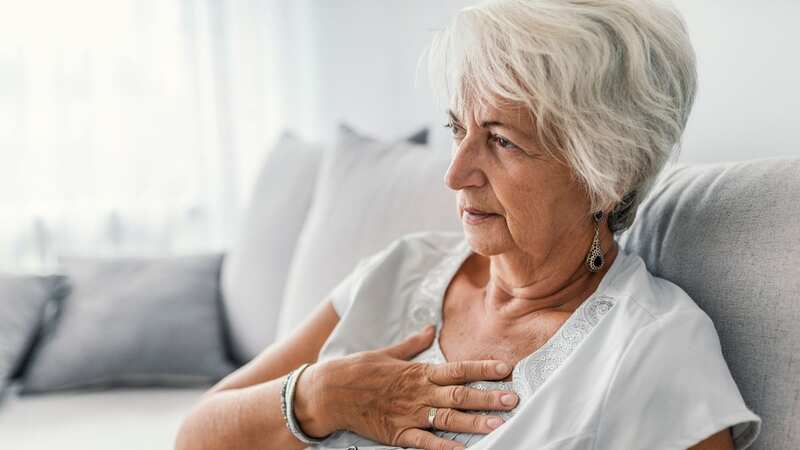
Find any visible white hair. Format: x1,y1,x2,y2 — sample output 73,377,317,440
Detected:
426,0,697,233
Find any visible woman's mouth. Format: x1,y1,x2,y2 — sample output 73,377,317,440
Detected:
463,208,499,225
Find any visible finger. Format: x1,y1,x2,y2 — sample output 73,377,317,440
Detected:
396,428,465,450
427,360,512,385
428,407,506,434
382,325,436,360
432,385,519,411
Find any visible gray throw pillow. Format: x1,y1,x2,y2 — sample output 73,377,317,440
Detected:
0,275,59,397
20,253,235,394
619,158,800,450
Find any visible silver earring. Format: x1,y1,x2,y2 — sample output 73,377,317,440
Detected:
585,211,605,273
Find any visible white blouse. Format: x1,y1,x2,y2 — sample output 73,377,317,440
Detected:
311,230,761,450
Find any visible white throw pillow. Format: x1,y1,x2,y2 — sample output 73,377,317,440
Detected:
276,125,462,341
221,132,322,364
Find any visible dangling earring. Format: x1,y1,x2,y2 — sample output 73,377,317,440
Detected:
585,210,605,273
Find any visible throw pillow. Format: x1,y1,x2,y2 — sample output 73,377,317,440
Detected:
20,253,235,394
0,275,59,397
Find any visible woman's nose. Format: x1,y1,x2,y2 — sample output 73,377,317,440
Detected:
444,139,485,191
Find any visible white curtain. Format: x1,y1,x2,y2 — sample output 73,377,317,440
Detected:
0,0,303,273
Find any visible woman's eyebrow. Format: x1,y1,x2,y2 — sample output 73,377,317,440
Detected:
447,110,462,124
448,110,516,130
447,110,532,140
480,119,532,140
480,120,506,129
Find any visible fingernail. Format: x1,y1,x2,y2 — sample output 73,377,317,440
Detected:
487,417,504,429
424,324,435,334
501,393,517,406
495,363,510,375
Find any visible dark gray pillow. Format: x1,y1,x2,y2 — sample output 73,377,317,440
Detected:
20,253,235,394
0,274,58,397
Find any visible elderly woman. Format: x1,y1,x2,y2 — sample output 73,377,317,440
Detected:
176,1,761,449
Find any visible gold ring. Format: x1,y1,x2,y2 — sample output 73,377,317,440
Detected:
427,407,438,429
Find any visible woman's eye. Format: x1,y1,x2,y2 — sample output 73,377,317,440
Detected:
490,134,518,151
444,122,465,139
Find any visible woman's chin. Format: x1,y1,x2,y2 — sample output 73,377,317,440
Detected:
463,226,508,255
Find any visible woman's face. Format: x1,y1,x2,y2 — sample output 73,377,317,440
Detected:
444,101,593,260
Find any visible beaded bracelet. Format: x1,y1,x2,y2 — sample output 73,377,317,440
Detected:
280,363,331,445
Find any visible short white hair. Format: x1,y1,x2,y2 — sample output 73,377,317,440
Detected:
426,0,697,233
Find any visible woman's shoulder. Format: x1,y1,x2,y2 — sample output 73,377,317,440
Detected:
597,251,762,449
325,230,466,331
318,231,466,361
604,247,712,325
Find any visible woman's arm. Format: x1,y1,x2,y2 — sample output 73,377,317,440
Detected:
175,298,519,450
174,299,340,450
688,428,734,450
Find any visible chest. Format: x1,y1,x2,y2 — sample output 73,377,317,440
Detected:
437,274,572,380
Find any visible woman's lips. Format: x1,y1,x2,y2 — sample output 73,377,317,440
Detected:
463,208,499,225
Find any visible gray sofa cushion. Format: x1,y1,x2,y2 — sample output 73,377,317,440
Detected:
20,254,235,394
0,275,60,397
221,132,324,365
619,158,800,450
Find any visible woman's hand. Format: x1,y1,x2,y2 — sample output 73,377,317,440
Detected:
293,325,519,450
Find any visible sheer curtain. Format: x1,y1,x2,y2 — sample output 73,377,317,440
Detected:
0,0,300,273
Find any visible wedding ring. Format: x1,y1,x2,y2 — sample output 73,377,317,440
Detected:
427,407,438,429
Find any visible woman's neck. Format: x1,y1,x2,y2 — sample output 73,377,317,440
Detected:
471,234,619,323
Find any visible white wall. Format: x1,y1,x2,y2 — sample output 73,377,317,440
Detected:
673,0,800,163
276,0,799,164
272,0,473,146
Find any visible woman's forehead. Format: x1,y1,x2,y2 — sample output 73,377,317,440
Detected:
450,101,536,135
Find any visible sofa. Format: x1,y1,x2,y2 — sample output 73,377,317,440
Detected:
0,122,797,450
